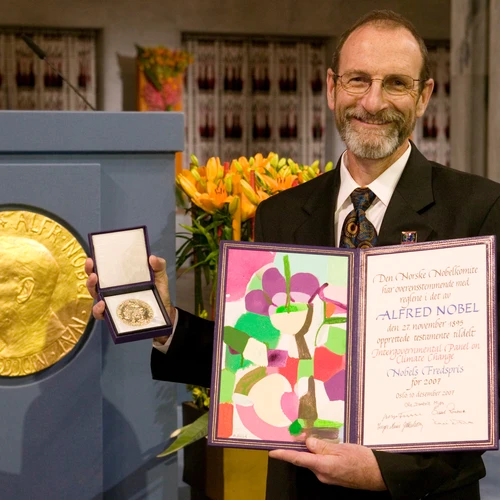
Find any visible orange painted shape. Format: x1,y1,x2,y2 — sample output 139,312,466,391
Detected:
325,302,337,318
217,402,234,438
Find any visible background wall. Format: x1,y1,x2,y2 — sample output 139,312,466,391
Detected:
0,0,451,177
0,0,451,111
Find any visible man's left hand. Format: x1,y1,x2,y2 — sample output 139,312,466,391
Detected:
269,438,387,491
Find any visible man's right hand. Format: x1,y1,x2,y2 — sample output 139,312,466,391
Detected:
85,255,177,343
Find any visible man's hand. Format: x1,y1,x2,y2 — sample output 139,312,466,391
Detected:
85,255,177,343
269,438,387,491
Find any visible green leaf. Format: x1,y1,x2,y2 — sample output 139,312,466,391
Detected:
157,412,209,457
144,66,162,91
135,44,145,57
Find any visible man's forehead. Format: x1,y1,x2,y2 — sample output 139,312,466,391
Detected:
338,24,422,75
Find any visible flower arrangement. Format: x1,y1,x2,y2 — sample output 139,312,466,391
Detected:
159,152,333,456
136,45,193,111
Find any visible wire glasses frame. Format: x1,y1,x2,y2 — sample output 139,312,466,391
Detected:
334,72,423,96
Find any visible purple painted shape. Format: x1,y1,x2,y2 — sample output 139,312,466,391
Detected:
290,272,320,297
268,349,288,367
262,267,286,298
228,346,239,355
281,391,299,422
324,369,346,401
245,289,270,315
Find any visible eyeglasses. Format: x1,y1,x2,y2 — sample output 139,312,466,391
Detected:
335,72,422,96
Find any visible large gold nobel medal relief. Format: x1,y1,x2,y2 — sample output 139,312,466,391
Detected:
0,210,93,377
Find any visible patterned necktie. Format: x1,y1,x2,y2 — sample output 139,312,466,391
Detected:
339,188,378,248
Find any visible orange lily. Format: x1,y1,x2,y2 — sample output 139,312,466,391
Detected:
192,180,233,214
252,152,273,174
240,192,256,221
257,171,297,193
205,157,224,182
177,170,199,199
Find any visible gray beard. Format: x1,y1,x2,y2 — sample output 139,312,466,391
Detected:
336,107,415,160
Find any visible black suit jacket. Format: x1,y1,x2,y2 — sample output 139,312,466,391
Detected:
152,144,500,499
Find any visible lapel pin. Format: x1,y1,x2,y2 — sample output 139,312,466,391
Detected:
401,231,417,244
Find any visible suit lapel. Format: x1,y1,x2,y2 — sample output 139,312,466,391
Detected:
378,143,436,246
290,143,436,249
292,168,340,247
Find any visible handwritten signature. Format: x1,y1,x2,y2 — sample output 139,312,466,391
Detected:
382,411,423,421
432,402,466,416
377,419,424,433
432,418,474,426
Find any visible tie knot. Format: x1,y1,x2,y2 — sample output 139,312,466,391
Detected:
350,187,376,212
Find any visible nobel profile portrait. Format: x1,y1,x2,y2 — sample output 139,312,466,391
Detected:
0,236,66,358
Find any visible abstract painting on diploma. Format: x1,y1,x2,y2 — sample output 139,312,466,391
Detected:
209,241,353,450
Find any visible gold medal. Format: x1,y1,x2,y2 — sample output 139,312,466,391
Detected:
0,209,93,377
116,299,154,327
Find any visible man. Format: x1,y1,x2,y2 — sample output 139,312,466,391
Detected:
87,10,500,499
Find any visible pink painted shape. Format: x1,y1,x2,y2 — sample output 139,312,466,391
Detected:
280,391,299,422
320,285,348,314
225,249,276,302
236,404,293,442
266,366,280,375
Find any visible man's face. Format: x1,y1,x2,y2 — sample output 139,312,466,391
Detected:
327,24,433,160
0,267,21,336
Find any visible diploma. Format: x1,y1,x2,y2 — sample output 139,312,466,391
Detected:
208,236,497,452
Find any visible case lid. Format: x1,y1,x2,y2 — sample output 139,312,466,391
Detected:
91,227,152,289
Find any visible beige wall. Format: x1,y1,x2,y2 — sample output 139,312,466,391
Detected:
0,0,450,110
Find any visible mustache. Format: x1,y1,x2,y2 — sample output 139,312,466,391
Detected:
344,107,405,125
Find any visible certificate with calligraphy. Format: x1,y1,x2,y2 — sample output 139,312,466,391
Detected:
208,237,498,452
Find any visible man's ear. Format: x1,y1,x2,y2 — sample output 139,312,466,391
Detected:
17,277,35,304
326,69,336,111
416,78,434,118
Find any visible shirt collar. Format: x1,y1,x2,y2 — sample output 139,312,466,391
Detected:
336,142,411,211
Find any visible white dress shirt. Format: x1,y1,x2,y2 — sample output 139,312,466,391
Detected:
335,142,411,246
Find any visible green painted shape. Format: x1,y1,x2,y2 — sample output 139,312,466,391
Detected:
224,326,249,353
327,255,349,287
234,312,280,349
220,369,236,403
298,359,314,379
313,419,343,429
324,326,347,355
289,419,303,436
323,316,348,325
225,346,252,373
247,274,263,291
234,367,267,395
275,253,330,287
275,303,308,314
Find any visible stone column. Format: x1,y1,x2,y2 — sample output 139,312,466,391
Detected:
487,1,500,181
450,0,489,176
